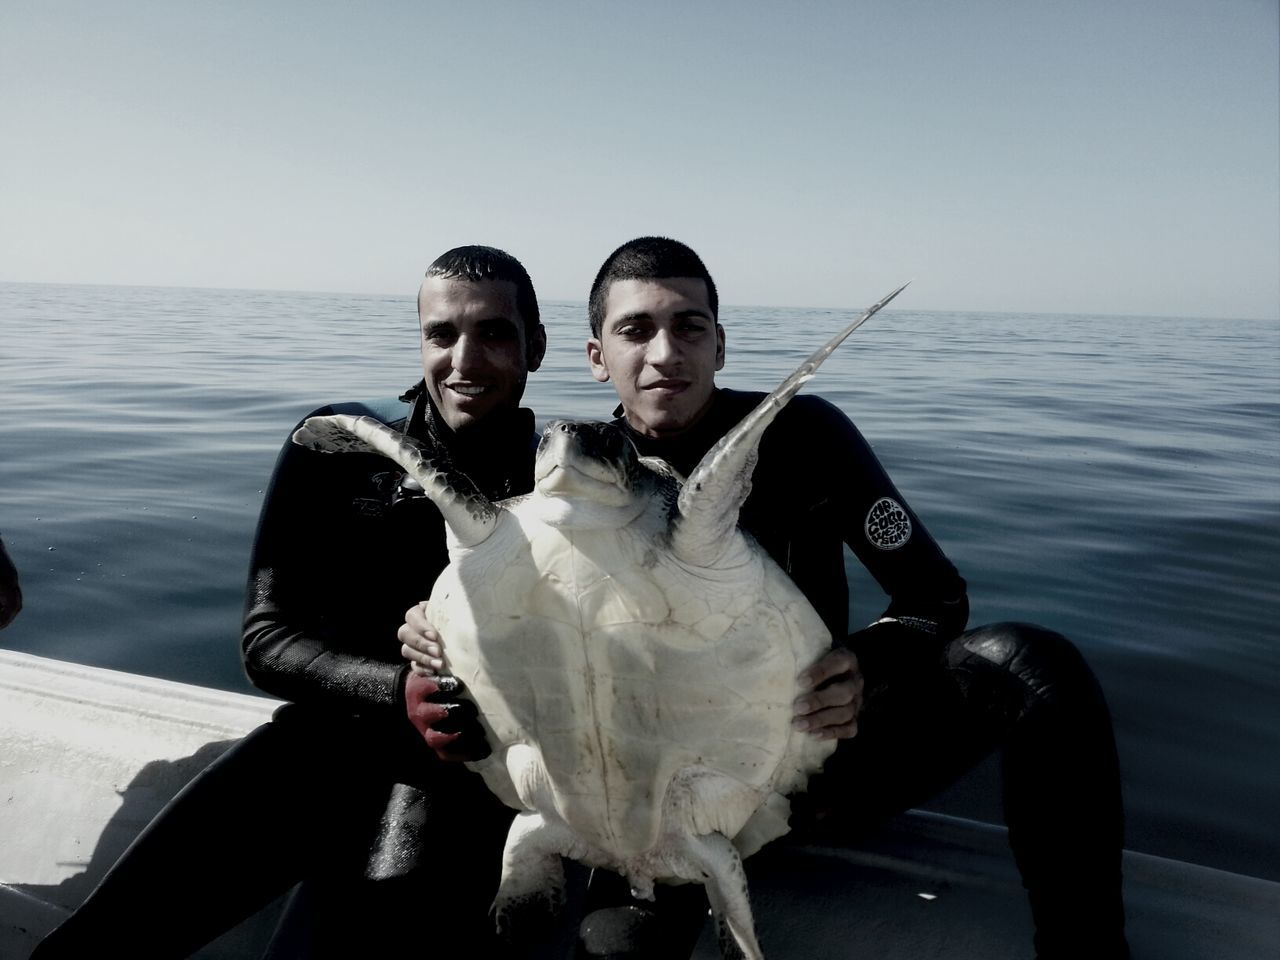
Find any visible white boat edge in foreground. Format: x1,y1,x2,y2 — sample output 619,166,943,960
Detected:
2,649,1276,959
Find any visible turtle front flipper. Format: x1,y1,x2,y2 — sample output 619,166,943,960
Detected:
672,282,908,566
292,414,500,548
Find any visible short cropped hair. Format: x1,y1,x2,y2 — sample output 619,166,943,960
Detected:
587,236,719,337
425,245,540,333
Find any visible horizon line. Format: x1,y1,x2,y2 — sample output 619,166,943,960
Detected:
1,277,1276,325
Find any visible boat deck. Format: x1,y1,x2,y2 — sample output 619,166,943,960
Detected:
3,649,1276,958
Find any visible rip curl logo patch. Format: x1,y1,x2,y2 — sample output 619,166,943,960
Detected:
865,497,911,550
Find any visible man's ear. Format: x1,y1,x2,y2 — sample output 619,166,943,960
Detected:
586,338,610,383
715,323,726,371
526,324,547,372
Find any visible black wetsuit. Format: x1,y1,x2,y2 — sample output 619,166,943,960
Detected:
581,390,1128,960
34,386,1126,960
32,384,534,960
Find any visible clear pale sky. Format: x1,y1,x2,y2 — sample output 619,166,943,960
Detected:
2,0,1277,318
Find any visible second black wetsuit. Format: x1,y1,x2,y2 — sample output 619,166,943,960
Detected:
581,389,1128,960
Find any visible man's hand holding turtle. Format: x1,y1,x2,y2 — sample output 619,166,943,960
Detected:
400,601,446,676
399,602,491,762
793,647,864,740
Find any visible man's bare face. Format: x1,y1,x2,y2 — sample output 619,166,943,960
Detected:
586,277,725,438
418,277,545,432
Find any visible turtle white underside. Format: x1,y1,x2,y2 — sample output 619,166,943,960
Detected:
293,283,909,959
428,492,835,956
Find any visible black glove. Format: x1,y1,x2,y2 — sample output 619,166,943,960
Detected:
403,672,491,762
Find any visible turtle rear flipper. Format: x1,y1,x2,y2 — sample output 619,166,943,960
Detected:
493,811,572,940
672,831,763,960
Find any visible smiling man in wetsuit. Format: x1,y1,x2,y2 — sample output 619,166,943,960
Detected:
403,237,1130,960
32,245,550,960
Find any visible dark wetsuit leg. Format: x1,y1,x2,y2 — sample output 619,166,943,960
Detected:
578,623,1127,960
262,766,521,959
960,623,1127,960
30,708,390,960
794,622,1128,959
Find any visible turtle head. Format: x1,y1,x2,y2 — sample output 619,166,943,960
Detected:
534,421,648,510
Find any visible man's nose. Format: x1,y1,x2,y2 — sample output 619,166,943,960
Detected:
452,334,483,373
647,329,680,366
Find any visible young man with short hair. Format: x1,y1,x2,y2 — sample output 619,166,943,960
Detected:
582,236,1128,960
33,245,548,959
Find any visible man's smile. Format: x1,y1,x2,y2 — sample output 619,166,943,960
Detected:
641,378,689,393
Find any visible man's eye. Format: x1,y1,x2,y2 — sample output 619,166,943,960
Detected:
423,329,456,345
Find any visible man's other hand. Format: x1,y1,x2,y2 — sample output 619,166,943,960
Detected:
793,647,864,740
399,600,444,675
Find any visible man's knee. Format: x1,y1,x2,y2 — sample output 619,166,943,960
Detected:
954,622,1102,713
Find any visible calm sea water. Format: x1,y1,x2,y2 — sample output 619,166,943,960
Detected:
1,282,1277,880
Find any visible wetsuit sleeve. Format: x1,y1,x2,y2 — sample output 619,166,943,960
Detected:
806,398,969,683
241,416,409,716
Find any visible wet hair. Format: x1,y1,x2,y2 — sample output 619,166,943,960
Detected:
587,236,719,337
425,245,540,332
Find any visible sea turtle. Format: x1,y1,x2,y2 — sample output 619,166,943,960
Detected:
293,283,907,959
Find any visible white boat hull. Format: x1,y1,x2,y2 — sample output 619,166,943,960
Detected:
3,650,1276,959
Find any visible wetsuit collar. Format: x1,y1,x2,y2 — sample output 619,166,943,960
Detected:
400,379,537,500
613,388,743,478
